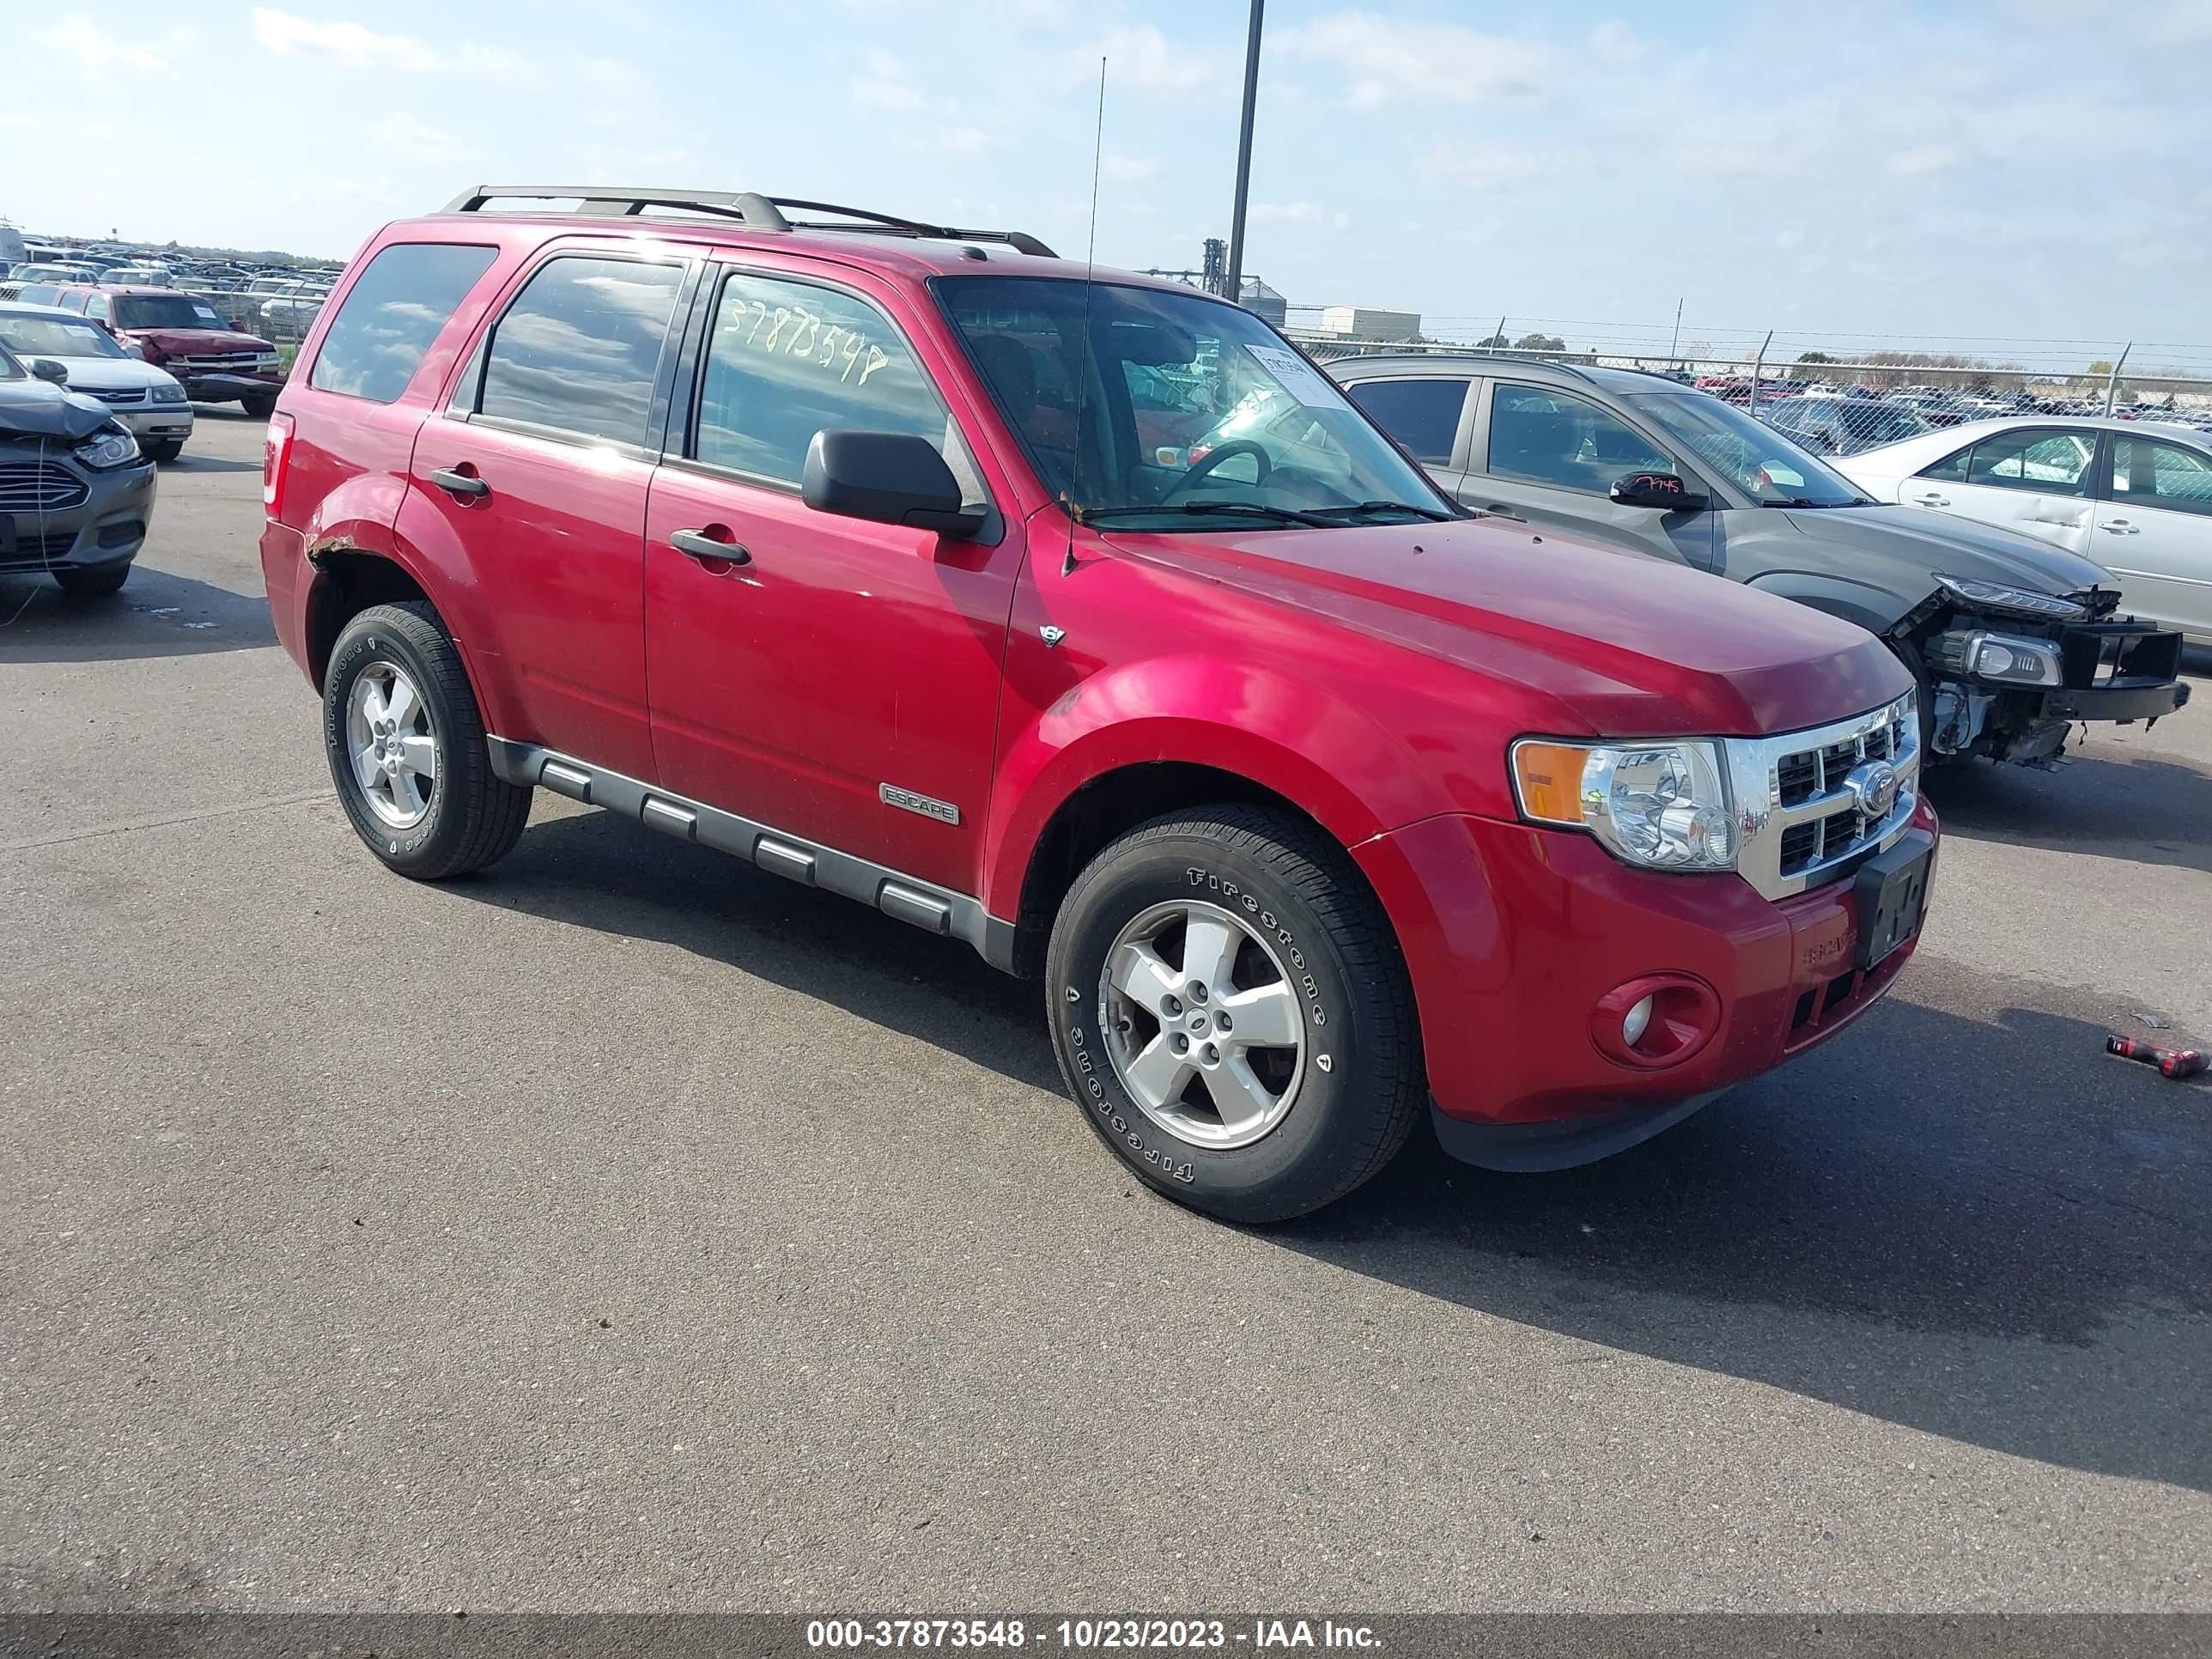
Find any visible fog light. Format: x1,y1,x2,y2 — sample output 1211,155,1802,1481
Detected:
1622,994,1655,1047
1589,974,1722,1069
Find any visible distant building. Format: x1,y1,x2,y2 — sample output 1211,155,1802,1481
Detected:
1238,277,1287,327
1317,306,1421,342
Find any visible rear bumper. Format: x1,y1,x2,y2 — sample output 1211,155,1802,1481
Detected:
1353,799,1939,1163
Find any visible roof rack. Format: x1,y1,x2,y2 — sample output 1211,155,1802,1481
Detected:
441,186,1058,259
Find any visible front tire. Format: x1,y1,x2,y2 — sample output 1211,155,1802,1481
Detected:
1045,806,1424,1223
240,392,277,419
144,439,185,463
323,602,532,879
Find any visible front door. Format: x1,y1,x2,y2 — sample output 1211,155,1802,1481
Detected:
1466,380,1717,569
410,247,691,781
1899,425,2100,556
643,260,1024,890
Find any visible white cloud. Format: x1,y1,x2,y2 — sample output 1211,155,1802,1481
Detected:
1281,11,1551,107
1890,143,1962,175
1102,153,1162,183
1079,24,1220,92
910,125,995,155
1251,202,1325,223
1420,144,1581,191
852,49,927,112
370,113,475,167
251,8,538,84
35,15,191,76
1587,20,1644,66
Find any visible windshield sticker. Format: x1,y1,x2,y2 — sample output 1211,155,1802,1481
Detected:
1243,343,1337,408
1759,463,1806,488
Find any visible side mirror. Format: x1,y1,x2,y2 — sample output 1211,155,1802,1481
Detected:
1609,471,1707,512
802,429,984,538
29,358,69,385
122,341,144,359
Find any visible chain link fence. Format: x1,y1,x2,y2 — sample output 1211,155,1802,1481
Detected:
1285,320,2212,454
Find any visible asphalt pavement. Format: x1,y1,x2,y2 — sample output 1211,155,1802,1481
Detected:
2,410,2207,1613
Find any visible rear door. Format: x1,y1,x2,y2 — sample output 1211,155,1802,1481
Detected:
2098,434,2212,638
1467,380,1717,568
1338,374,1477,481
1899,425,2099,553
410,246,694,781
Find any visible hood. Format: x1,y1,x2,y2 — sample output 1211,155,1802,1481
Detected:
0,376,123,441
1782,504,2112,600
37,356,179,392
125,327,273,356
1097,517,1910,738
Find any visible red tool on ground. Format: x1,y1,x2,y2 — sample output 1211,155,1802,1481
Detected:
2106,1036,2209,1080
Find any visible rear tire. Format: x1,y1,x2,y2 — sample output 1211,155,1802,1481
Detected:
323,601,532,880
52,562,131,598
1045,805,1424,1223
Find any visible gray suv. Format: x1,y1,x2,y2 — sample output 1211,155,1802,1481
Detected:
1330,354,2190,765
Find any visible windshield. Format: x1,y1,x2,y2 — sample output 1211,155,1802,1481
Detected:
112,295,230,331
0,342,23,381
1624,391,1871,506
937,276,1451,528
0,313,125,360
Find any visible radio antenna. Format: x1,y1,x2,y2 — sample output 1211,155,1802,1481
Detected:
1063,54,1106,578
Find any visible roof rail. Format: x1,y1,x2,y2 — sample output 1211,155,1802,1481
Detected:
440,185,1057,258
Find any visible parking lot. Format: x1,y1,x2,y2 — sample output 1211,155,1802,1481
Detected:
2,409,2208,1611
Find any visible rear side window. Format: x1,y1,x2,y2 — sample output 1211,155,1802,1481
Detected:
1959,430,2093,495
310,242,496,404
476,255,685,446
690,268,981,501
1345,378,1469,464
1487,384,1671,491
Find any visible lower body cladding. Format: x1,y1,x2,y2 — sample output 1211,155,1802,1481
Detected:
484,739,1008,961
1353,799,1941,1171
0,459,155,575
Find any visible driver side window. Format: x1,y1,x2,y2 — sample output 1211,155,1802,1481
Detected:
1487,384,1670,493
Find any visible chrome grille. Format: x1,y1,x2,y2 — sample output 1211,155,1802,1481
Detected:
1724,693,1921,901
177,352,263,369
87,386,147,405
0,462,89,512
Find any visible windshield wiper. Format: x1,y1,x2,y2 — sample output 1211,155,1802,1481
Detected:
1080,501,1335,528
1306,500,1456,523
1760,496,1868,508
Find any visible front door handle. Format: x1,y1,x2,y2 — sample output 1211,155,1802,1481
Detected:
1910,492,1950,507
672,526,752,567
2100,520,2141,535
429,466,489,500
1480,503,1528,522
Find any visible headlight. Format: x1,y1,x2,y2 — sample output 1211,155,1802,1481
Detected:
1511,737,1736,871
1924,627,2063,687
1933,572,2086,621
150,377,188,404
253,352,281,368
72,426,143,471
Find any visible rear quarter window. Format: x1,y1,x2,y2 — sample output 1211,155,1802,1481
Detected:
309,242,499,404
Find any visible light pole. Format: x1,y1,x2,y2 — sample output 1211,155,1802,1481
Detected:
1221,0,1264,306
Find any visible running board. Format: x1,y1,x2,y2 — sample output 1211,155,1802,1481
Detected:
486,737,1016,970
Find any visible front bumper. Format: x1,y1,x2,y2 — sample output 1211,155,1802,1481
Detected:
1352,798,1939,1167
173,371,283,403
115,404,196,443
0,459,157,572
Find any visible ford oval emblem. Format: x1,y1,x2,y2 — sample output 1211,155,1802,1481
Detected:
1844,759,1899,818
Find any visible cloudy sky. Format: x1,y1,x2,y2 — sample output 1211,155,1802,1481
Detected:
9,1,2211,362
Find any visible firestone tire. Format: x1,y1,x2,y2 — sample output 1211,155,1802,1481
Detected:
322,601,532,881
1045,805,1425,1224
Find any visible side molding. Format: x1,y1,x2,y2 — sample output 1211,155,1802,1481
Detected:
486,738,1020,972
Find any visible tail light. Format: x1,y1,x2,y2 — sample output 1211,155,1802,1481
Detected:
263,411,295,521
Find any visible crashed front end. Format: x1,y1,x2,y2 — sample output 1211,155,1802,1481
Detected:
1899,574,2190,763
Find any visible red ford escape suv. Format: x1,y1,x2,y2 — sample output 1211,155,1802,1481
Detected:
260,186,1939,1222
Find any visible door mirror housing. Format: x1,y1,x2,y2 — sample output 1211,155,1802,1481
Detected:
1609,471,1707,512
29,357,69,385
803,429,985,538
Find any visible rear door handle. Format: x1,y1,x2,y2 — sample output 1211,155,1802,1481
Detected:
2100,520,2141,534
672,526,752,567
429,467,489,500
